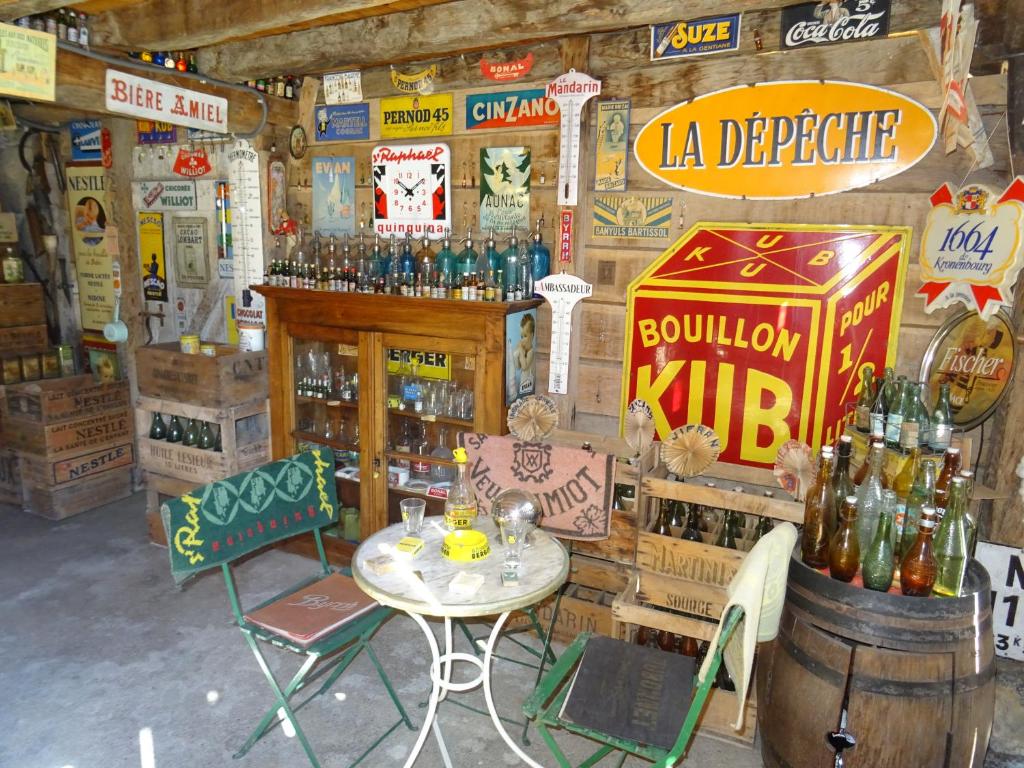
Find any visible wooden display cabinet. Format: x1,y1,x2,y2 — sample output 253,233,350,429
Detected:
255,286,541,562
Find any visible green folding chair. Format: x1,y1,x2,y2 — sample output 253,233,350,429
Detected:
161,450,414,768
523,523,798,767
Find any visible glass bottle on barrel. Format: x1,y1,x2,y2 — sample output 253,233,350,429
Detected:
861,490,896,592
933,476,969,597
801,449,836,569
828,495,860,583
853,366,874,433
901,505,938,596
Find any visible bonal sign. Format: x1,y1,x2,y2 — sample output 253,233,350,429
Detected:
105,69,228,134
781,0,891,49
466,88,559,130
650,14,742,60
623,222,910,469
633,81,936,199
917,178,1024,321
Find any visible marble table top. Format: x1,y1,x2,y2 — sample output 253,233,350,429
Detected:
352,516,570,618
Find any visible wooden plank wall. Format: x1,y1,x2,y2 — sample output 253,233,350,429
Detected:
284,27,1010,466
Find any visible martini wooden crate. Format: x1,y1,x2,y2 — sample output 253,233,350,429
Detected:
21,466,133,520
0,323,47,357
508,583,622,643
1,375,131,425
135,342,268,407
135,395,270,485
0,448,20,505
0,282,45,328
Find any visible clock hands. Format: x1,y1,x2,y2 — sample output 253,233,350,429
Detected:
405,178,425,197
395,179,413,194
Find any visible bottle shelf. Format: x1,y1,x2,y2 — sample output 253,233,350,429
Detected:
296,395,360,408
387,407,473,429
292,429,360,453
384,450,456,468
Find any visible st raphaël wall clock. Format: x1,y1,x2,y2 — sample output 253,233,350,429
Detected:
372,143,451,239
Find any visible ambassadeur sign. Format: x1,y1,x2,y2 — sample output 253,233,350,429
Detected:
622,222,911,469
634,81,936,199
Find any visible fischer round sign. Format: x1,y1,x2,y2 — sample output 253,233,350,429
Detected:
633,80,937,199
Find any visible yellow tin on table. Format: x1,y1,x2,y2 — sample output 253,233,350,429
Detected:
179,335,200,354
441,529,491,562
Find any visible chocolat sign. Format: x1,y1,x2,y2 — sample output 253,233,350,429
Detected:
781,0,891,49
633,81,936,199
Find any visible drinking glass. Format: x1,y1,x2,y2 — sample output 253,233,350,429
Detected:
400,498,426,534
500,517,529,572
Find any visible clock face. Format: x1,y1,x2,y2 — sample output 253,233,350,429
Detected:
289,125,307,159
371,143,451,239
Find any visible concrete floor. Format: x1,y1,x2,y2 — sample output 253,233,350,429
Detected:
0,492,764,768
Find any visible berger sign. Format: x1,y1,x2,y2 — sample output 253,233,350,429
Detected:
105,69,228,133
633,81,936,199
623,222,910,468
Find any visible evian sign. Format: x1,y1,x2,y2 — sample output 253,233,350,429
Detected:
105,69,228,133
781,0,891,49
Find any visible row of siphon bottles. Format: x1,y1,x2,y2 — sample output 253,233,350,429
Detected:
802,434,973,597
148,412,222,451
853,366,955,454
264,223,550,302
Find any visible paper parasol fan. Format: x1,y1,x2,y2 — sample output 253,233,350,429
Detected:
507,395,559,442
773,440,814,501
661,424,721,478
624,399,655,457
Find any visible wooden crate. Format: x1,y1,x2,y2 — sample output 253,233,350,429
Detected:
508,583,622,643
0,324,47,357
0,448,20,505
135,395,270,485
0,283,45,328
144,472,199,547
3,407,133,459
1,375,131,425
135,342,268,407
21,466,133,520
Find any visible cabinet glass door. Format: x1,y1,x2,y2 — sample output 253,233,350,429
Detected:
383,344,477,520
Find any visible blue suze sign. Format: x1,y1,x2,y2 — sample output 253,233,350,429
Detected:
466,89,560,130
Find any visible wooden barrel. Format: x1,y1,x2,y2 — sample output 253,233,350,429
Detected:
756,556,994,768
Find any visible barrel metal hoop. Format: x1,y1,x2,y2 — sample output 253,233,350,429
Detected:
851,662,995,697
776,629,847,688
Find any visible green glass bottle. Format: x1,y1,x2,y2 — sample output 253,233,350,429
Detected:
715,514,738,549
182,418,198,447
752,515,774,542
854,366,874,433
654,500,673,536
198,421,215,450
959,469,978,556
149,412,167,440
214,423,223,452
930,382,954,452
668,499,685,528
933,476,969,597
862,490,896,592
681,507,704,542
881,368,897,414
166,415,183,443
885,378,907,449
898,382,922,453
899,458,937,560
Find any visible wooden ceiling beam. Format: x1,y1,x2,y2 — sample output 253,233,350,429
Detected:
0,0,70,21
89,0,457,52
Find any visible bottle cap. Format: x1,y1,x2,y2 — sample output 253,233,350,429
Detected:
845,494,858,504
947,447,961,455
452,447,467,463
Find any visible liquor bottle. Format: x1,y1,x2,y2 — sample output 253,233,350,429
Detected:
855,441,885,560
284,75,294,99
959,469,978,556
900,506,938,596
416,236,435,297
67,10,79,43
828,495,860,583
933,476,969,597
57,9,68,40
885,379,907,449
681,507,704,542
430,426,455,482
930,382,954,452
802,449,835,568
832,435,855,508
394,420,411,470
654,501,674,536
444,447,478,530
854,366,874,433
198,421,215,450
78,12,90,48
149,412,168,440
861,494,895,592
716,512,739,549
753,515,774,541
892,447,920,543
3,247,24,283
167,415,184,443
668,499,685,528
45,11,57,35
182,418,198,447
933,447,962,520
529,218,551,286
164,52,177,69
176,52,188,73
502,227,520,298
410,422,431,480
188,54,198,74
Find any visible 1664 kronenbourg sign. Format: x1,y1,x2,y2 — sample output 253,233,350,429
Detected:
633,81,936,199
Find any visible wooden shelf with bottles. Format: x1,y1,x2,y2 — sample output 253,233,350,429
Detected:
254,285,541,563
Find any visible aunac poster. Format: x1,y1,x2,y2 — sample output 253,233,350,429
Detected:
480,147,530,233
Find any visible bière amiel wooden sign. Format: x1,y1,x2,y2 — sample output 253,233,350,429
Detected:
633,81,936,199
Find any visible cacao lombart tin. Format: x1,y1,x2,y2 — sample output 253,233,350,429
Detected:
200,343,216,357
180,334,200,354
41,349,61,378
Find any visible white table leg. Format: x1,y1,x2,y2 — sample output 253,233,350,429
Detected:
482,611,548,768
439,617,454,703
404,611,449,768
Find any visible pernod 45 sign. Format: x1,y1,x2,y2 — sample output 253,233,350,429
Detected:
918,178,1024,321
633,81,936,199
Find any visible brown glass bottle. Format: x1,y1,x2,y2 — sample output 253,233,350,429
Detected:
654,501,673,536
832,435,855,504
828,495,860,583
635,625,653,646
678,635,699,657
801,450,835,569
656,629,676,652
933,447,962,519
900,505,938,596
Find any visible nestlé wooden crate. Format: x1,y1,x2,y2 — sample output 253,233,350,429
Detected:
3,408,133,458
136,342,268,407
17,442,135,489
0,324,48,357
0,283,45,328
21,466,133,520
1,375,131,425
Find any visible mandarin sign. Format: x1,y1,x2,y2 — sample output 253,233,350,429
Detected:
633,81,936,199
623,222,911,468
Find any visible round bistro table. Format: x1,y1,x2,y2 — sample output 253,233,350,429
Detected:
352,517,569,768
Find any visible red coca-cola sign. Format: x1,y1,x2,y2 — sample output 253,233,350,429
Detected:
173,147,212,178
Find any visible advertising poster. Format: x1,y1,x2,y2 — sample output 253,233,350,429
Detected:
136,120,177,145
314,104,370,142
975,541,1024,660
595,100,630,192
380,93,453,139
131,180,197,211
506,307,538,405
480,147,530,233
466,88,559,130
70,120,102,162
623,222,911,468
372,143,451,239
172,217,210,288
312,156,356,238
215,180,233,278
781,0,891,49
137,211,168,302
650,14,742,60
0,22,55,101
593,195,672,239
66,165,115,333
323,71,363,104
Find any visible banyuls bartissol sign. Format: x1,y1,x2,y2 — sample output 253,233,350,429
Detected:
633,81,936,199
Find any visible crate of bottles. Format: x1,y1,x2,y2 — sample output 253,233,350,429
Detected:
135,342,268,408
134,395,270,486
143,472,198,547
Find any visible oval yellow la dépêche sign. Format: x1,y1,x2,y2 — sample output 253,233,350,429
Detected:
633,80,937,199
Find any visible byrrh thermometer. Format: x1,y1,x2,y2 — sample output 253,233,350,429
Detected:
547,70,601,206
535,272,593,395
